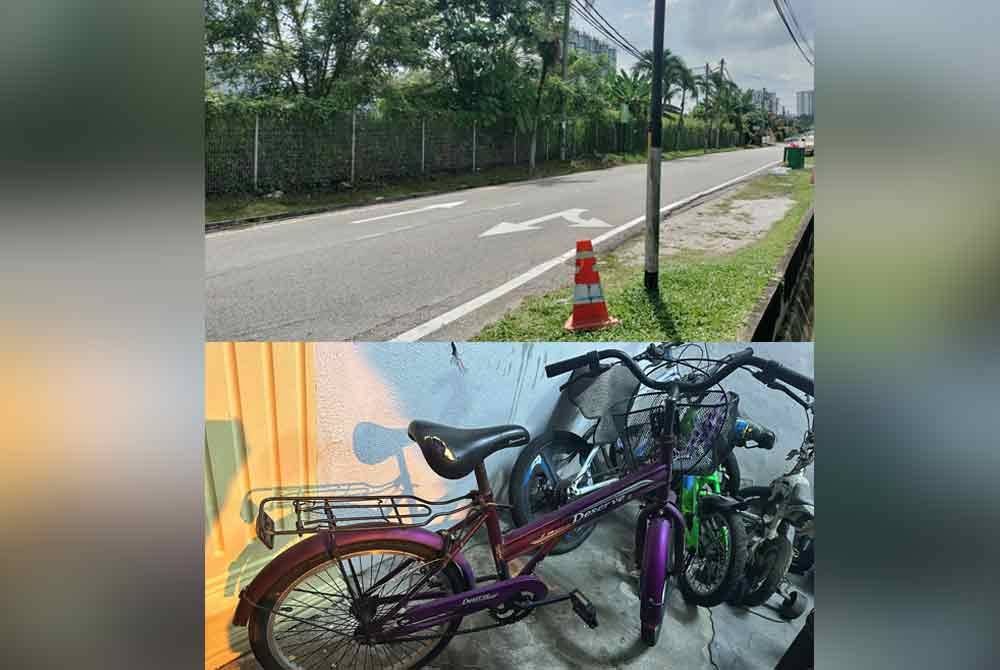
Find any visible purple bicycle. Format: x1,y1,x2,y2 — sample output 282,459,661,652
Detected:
233,346,814,669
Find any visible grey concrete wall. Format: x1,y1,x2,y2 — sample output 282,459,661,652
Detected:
310,342,813,508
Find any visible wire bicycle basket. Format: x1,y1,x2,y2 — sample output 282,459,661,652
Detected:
612,390,738,476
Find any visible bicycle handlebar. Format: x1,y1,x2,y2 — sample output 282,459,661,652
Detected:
545,346,814,397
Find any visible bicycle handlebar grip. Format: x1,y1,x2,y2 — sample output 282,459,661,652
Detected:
758,428,776,450
730,347,754,362
770,362,814,396
545,351,598,377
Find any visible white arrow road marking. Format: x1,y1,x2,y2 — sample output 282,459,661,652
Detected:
564,210,613,228
479,209,611,237
395,159,782,341
350,200,465,225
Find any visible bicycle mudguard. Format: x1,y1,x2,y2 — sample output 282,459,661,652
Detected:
639,517,672,632
232,527,476,626
697,493,742,514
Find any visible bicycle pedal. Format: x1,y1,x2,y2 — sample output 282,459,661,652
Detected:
570,591,599,628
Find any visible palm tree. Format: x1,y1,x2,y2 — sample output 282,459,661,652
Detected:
609,69,651,152
728,88,756,144
670,62,696,149
692,69,718,150
632,49,684,110
697,69,738,148
610,69,651,120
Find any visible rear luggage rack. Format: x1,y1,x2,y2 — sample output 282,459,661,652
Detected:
254,493,477,549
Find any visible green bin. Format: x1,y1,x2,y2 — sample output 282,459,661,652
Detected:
784,146,806,169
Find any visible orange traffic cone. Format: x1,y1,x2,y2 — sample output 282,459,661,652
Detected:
564,240,620,332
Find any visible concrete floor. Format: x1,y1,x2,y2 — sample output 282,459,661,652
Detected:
225,504,812,670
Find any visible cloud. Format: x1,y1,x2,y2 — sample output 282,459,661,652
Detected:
583,0,815,111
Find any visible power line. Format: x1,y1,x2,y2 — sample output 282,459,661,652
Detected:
570,0,643,59
569,6,637,60
577,12,646,62
574,0,645,62
569,0,645,62
772,0,814,66
780,0,814,59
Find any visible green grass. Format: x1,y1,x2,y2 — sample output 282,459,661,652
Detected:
474,162,814,342
205,145,753,223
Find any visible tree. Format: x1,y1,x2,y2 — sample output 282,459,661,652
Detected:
632,49,687,111
609,69,651,123
424,1,535,118
205,0,436,100
663,57,696,148
527,2,560,172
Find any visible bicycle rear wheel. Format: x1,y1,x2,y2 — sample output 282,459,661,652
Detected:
248,539,467,670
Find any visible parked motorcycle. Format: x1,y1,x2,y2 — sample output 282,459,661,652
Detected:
732,422,815,607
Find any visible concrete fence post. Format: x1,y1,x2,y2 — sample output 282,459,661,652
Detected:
351,108,357,185
253,113,259,192
421,118,426,174
472,120,477,172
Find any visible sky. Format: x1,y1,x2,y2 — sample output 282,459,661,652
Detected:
585,0,815,115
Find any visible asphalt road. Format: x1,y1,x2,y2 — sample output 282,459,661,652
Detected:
207,146,783,341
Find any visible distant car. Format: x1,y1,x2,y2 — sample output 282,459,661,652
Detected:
803,134,815,156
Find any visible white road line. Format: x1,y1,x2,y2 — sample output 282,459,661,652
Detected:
350,200,465,224
354,224,416,242
391,160,781,341
210,199,465,237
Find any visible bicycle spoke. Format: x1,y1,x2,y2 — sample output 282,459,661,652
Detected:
268,549,453,670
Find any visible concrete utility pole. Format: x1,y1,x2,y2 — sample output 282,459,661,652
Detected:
717,58,724,148
559,0,571,161
704,62,710,154
644,0,666,293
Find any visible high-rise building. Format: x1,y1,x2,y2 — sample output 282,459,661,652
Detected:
752,89,780,115
567,27,617,73
796,90,815,117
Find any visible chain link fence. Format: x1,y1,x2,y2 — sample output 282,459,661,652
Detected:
205,109,742,196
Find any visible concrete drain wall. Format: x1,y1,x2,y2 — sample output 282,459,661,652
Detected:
777,251,814,341
744,207,814,342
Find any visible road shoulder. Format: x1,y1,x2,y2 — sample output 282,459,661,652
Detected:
446,162,814,342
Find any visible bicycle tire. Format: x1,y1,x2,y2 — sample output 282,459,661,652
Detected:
248,539,467,670
677,508,748,607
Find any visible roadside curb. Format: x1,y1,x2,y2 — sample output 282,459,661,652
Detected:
204,190,440,234
205,147,766,234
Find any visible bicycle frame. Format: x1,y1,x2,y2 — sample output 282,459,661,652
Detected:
680,470,724,550
371,457,685,639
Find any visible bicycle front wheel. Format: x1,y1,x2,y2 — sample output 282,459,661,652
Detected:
677,508,748,607
248,539,468,670
509,432,610,554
